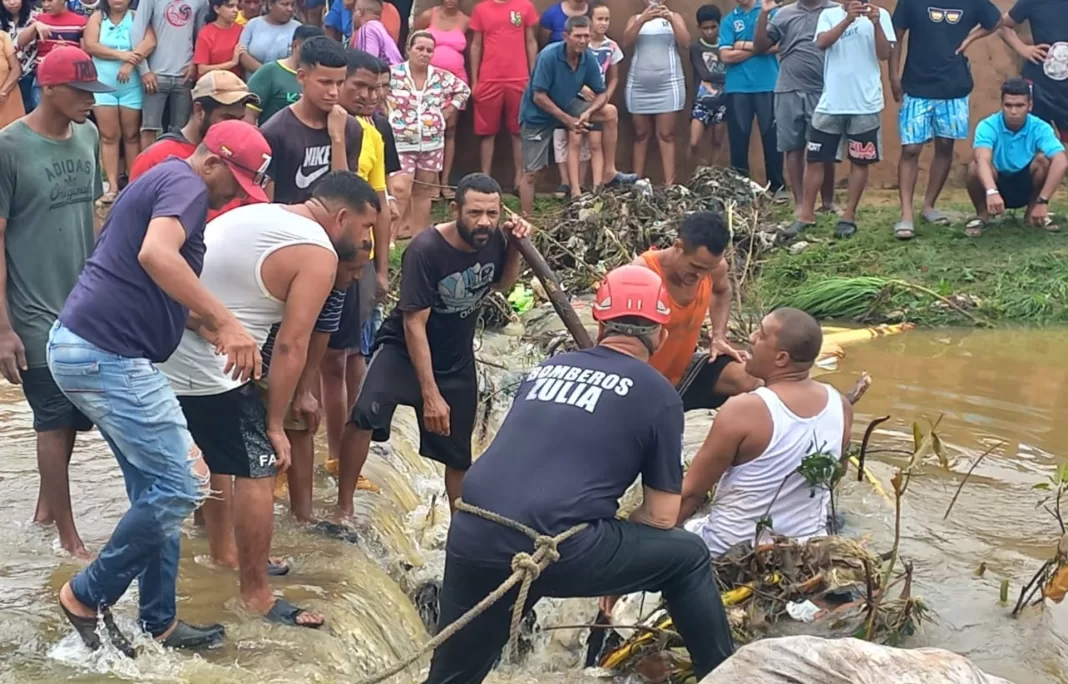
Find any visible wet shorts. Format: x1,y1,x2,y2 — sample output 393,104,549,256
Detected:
692,95,727,128
898,94,969,146
996,166,1034,210
807,112,882,165
397,149,444,175
677,354,735,412
350,343,477,471
472,80,525,137
21,366,93,433
179,383,277,479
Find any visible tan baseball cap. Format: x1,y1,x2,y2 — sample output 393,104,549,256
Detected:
191,71,260,106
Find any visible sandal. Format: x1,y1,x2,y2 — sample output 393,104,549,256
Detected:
1042,216,1060,232
964,218,984,238
60,601,136,658
921,209,951,225
783,219,814,238
834,219,857,239
893,220,914,240
311,519,360,544
268,558,290,576
553,184,570,199
265,598,324,629
816,203,840,215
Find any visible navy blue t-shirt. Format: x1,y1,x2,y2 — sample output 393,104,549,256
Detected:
60,157,209,362
448,345,685,564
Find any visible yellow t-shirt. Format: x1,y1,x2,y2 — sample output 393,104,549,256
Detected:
355,116,386,259
236,11,249,24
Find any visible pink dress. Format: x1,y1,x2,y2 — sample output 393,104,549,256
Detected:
428,7,467,84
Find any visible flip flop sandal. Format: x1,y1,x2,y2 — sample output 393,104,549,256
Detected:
268,559,290,576
816,204,840,215
834,219,857,239
783,219,814,238
605,172,638,187
964,218,984,238
1042,216,1060,232
60,602,136,658
921,209,951,225
553,184,570,199
265,598,324,629
893,220,914,240
311,519,360,544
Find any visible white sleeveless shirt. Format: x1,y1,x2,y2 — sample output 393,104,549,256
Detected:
686,384,845,556
160,203,336,397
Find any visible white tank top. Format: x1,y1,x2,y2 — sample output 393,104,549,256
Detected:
686,384,845,556
160,203,336,396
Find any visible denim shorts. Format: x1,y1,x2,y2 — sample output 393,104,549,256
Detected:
141,74,192,133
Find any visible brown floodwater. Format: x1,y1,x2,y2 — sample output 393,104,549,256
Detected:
1,326,1067,683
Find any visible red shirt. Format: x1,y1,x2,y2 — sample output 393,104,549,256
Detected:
130,138,249,220
36,10,87,58
469,0,538,84
194,22,244,77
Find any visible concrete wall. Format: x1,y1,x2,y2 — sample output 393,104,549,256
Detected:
414,0,1027,188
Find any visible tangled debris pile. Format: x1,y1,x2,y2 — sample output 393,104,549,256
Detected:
592,536,928,683
528,166,777,297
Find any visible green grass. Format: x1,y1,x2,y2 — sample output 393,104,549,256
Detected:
418,190,1068,327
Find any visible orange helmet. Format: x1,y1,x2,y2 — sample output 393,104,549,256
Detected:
592,265,672,326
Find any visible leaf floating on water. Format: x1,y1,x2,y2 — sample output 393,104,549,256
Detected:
976,562,987,577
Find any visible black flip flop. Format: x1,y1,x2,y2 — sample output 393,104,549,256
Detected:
265,598,324,629
783,219,814,238
835,219,858,239
268,560,290,576
60,602,136,658
311,519,360,544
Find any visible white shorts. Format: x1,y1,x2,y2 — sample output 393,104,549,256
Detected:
552,128,592,164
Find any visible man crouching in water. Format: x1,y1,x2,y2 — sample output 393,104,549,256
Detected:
679,307,854,555
423,265,734,684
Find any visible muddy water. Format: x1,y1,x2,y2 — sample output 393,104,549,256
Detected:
1,327,1068,683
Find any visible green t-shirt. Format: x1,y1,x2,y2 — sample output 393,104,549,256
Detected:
248,59,301,125
0,120,101,368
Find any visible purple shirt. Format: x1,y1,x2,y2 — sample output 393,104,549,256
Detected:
60,158,210,363
356,19,402,66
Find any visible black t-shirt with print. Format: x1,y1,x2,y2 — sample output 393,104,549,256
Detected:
447,346,685,564
260,106,363,204
1009,0,1068,123
375,226,507,374
892,0,1000,99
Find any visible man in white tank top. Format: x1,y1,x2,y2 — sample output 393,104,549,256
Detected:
159,171,380,629
677,307,854,556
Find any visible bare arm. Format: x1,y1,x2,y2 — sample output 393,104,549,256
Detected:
668,11,690,46
403,308,441,399
412,8,432,30
0,218,27,383
85,14,130,60
134,22,157,60
604,62,620,103
131,0,152,75
15,24,36,49
999,12,1047,63
754,6,775,54
630,487,682,529
719,45,753,64
537,25,550,47
0,42,19,97
469,31,482,85
679,396,754,522
974,147,998,193
840,395,854,460
373,189,390,287
888,28,904,90
239,51,262,72
621,15,643,49
493,240,523,293
1041,151,1068,199
525,25,537,73
707,261,731,342
816,13,856,50
532,90,576,128
956,21,999,54
872,10,892,60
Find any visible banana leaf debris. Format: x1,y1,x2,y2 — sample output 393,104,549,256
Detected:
475,166,780,332
589,536,928,683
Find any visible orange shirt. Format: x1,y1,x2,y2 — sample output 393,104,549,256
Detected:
640,249,712,386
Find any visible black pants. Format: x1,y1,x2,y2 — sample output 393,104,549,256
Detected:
726,91,785,191
424,519,735,684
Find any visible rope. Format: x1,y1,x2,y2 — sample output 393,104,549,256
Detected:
354,499,588,684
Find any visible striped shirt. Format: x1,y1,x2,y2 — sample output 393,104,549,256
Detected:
35,10,87,59
261,287,346,370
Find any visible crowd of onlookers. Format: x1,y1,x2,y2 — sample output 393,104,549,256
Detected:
0,0,1066,240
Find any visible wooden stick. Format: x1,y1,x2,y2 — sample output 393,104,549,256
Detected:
504,207,595,350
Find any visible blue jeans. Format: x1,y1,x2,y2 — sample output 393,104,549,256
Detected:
47,322,208,636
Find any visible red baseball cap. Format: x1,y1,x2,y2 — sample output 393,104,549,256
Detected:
37,46,114,92
202,120,273,204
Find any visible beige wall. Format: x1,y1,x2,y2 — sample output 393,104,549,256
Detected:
414,0,1026,188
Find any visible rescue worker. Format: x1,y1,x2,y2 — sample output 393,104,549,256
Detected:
423,264,735,683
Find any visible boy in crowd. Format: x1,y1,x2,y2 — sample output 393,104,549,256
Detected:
719,0,785,198
890,0,1001,239
798,0,893,238
237,0,262,24
557,0,623,198
965,78,1067,237
689,4,727,169
246,25,325,126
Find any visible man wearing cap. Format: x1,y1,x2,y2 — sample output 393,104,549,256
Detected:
0,47,110,561
160,170,381,629
47,118,270,656
423,264,734,684
130,70,261,220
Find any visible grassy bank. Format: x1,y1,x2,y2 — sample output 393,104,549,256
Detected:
423,189,1068,327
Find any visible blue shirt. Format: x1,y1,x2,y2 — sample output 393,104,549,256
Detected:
519,42,605,128
974,113,1066,174
60,158,210,362
324,0,354,44
719,5,779,94
539,2,571,43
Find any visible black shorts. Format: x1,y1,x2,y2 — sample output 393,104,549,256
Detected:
677,354,734,412
350,343,477,471
178,383,277,479
997,166,1034,210
807,113,881,165
329,281,362,351
21,366,93,433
